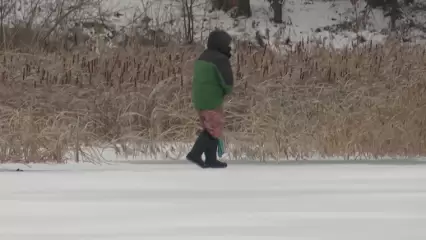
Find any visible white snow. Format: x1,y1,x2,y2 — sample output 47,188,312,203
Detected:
8,0,426,49
100,0,395,49
62,143,426,163
1,162,426,239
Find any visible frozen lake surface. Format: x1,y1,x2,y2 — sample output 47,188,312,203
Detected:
1,161,426,240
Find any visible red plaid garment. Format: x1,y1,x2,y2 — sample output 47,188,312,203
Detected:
198,108,224,138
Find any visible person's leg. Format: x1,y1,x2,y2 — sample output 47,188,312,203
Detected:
186,110,214,168
204,134,227,168
186,130,209,168
203,108,227,168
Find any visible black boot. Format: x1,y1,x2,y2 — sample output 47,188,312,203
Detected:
205,137,227,169
186,130,209,168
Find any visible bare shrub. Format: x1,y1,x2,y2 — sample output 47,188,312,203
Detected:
0,0,107,51
181,0,196,43
1,39,426,163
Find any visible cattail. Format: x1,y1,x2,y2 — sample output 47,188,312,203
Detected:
76,75,80,87
180,70,183,87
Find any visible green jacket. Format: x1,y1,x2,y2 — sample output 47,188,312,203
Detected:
192,49,234,110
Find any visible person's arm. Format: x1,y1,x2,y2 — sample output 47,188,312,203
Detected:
214,58,234,95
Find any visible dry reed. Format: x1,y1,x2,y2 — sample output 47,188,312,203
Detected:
1,40,426,163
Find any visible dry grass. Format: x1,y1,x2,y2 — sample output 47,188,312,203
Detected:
1,40,426,163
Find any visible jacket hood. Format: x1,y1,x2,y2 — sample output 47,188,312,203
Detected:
207,30,232,57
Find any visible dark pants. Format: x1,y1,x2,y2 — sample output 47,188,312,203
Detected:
187,108,227,168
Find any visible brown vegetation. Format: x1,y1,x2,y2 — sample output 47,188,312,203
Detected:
0,39,425,163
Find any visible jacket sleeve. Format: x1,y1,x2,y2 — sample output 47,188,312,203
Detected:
213,58,234,95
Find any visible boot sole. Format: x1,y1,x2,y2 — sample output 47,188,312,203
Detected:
205,163,228,169
206,166,227,169
186,157,208,169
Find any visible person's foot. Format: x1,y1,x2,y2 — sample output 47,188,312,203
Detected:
186,153,207,168
205,159,227,168
186,130,210,169
204,137,227,168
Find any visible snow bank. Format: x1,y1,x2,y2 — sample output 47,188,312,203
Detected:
59,142,426,163
99,0,426,49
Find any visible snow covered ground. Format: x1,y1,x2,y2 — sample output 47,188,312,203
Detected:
9,0,426,50
62,142,426,162
100,0,426,49
104,0,389,48
1,161,426,239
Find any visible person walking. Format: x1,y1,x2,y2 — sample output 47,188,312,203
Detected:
186,29,234,168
